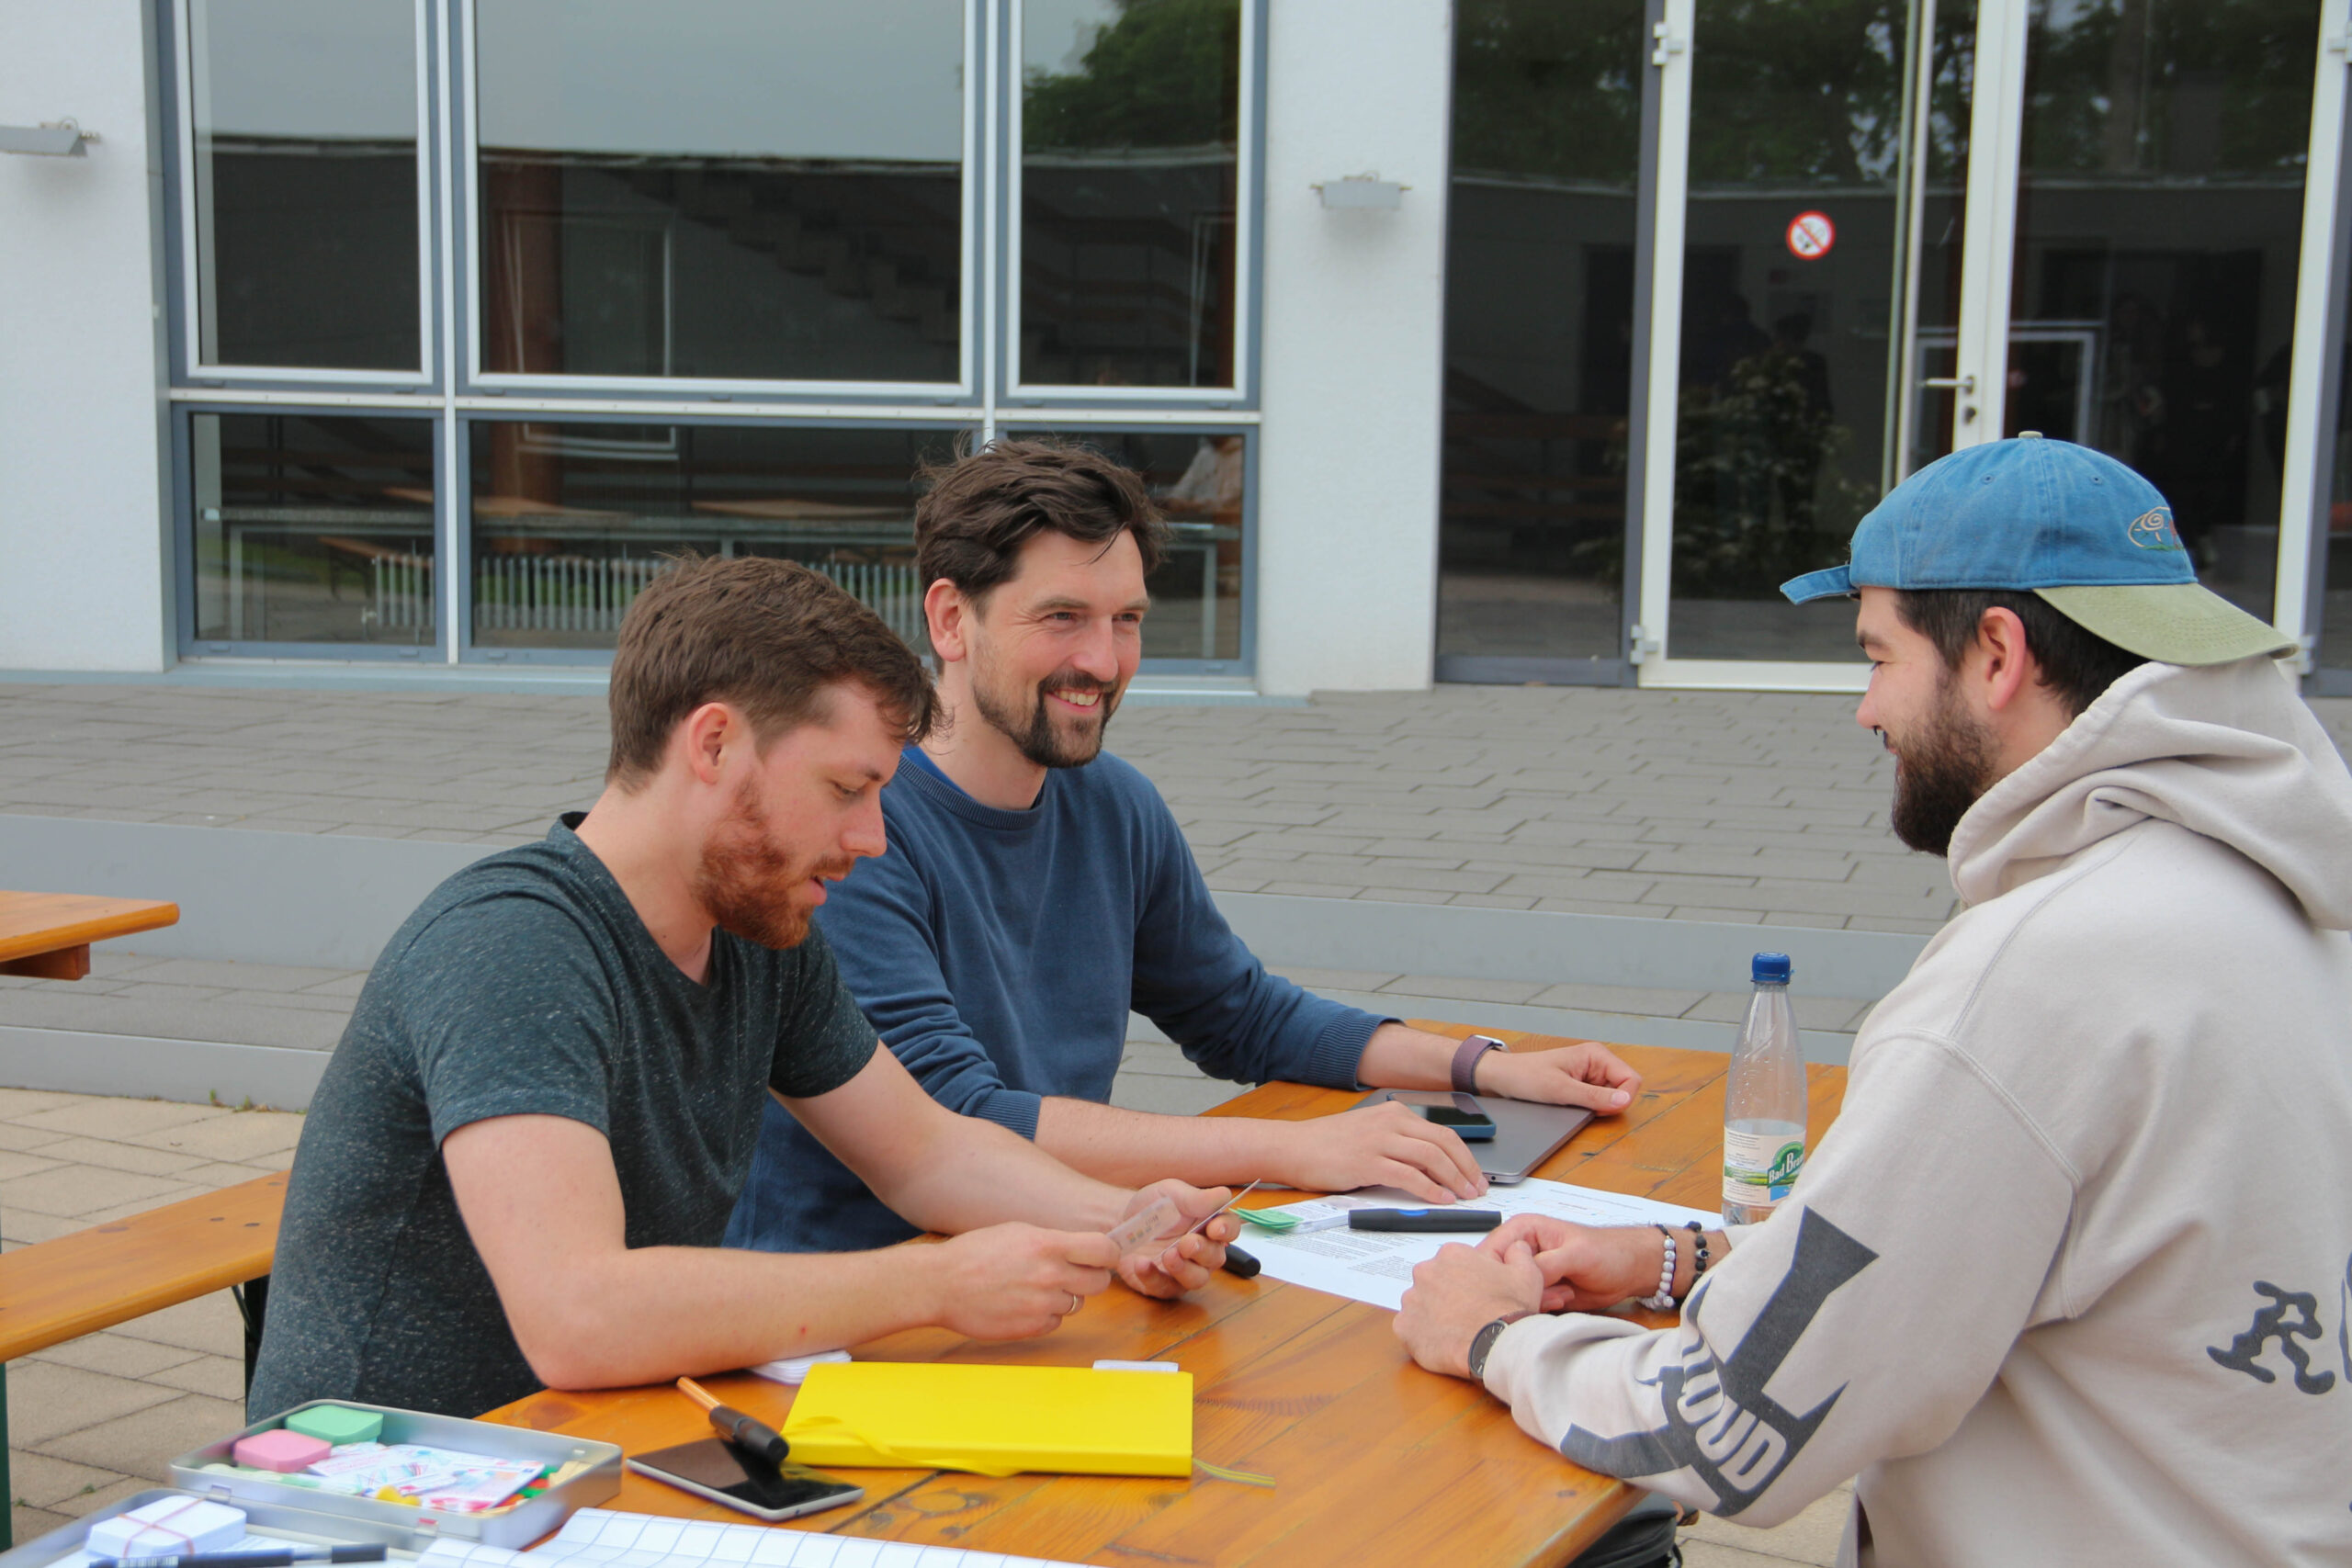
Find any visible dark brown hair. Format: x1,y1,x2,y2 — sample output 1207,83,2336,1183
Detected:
1894,589,2146,719
913,438,1171,604
605,554,936,787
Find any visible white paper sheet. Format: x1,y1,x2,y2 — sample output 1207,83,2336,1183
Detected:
418,1506,1097,1568
1238,1178,1714,1311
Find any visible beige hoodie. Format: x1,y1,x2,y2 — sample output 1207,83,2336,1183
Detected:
1482,658,2352,1565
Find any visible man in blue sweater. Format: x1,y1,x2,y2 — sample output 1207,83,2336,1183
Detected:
729,441,1642,1254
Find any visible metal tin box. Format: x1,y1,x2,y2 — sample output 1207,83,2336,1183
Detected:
168,1400,621,1549
1,1486,454,1568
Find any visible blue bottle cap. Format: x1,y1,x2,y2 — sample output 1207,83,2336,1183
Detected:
1752,952,1792,984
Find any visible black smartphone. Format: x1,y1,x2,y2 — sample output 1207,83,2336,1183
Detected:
626,1438,864,1522
1413,1102,1498,1141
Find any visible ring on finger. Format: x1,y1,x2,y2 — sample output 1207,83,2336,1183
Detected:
1067,1292,1083,1316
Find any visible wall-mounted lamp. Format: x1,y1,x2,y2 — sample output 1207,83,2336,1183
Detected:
1314,173,1406,210
0,118,99,156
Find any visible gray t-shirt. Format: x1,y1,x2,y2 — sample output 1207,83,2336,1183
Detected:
247,816,876,1419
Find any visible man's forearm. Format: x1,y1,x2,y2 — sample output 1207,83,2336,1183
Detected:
1355,1021,1471,1090
1034,1095,1296,1187
526,1239,944,1390
874,1105,1132,1235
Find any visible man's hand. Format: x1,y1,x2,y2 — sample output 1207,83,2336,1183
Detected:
1274,1101,1489,1201
927,1222,1120,1339
1477,1041,1642,1114
1111,1180,1237,1299
1477,1216,1663,1314
1394,1239,1544,1379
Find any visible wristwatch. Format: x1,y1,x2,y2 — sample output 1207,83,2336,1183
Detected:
1467,1312,1528,1380
1451,1033,1508,1094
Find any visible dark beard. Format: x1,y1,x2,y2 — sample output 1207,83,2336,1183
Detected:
972,670,1121,770
695,782,834,950
1886,678,1999,857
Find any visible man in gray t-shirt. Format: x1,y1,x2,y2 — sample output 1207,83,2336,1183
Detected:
250,558,1234,1420
250,815,878,1417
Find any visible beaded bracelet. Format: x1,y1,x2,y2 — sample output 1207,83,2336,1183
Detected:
1679,1221,1712,1303
1639,1224,1678,1310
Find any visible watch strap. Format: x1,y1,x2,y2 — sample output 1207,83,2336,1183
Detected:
1467,1312,1527,1381
1450,1034,1506,1095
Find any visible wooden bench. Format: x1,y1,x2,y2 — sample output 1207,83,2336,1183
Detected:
0,1174,286,1547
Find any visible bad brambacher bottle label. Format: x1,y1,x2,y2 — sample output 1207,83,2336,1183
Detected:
1724,1129,1805,1208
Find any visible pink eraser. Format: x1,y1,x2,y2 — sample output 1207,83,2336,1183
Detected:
233,1427,332,1472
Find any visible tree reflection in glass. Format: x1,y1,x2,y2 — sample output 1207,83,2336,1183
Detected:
1019,0,1242,389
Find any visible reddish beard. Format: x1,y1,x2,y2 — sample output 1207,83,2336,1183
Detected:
695,781,851,950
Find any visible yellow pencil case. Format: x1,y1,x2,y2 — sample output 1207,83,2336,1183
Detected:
780,1361,1193,1478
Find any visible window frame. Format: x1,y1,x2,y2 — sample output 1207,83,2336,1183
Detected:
1001,0,1262,408
162,1,1267,675
457,0,984,404
174,400,454,660
168,0,441,389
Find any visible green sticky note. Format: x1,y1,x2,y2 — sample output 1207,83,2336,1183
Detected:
1237,1208,1301,1231
287,1404,385,1446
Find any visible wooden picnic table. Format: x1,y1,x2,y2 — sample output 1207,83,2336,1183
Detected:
481,1028,1849,1568
0,890,178,981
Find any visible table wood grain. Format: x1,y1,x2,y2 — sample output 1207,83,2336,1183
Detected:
0,890,178,979
481,1028,1848,1568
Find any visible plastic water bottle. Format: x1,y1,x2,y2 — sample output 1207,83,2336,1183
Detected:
1723,952,1806,1225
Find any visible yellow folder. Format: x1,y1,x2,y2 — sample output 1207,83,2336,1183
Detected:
779,1361,1193,1478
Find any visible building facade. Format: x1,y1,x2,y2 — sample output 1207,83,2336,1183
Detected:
4,0,2349,698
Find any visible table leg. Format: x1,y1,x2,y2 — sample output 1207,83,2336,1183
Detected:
234,1276,270,1402
3,1358,13,1550
0,947,90,981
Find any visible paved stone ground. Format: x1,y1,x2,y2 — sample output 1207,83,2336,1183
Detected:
12,682,2344,935
0,1086,1846,1566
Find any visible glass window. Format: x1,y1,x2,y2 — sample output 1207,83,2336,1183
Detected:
2007,0,2324,625
1018,0,1243,389
467,423,958,650
186,0,422,370
474,1,966,384
2321,327,2352,674
192,412,436,646
1667,0,1966,663
1001,428,1244,660
1437,0,1643,671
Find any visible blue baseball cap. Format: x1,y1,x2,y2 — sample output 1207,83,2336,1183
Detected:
1781,434,2294,666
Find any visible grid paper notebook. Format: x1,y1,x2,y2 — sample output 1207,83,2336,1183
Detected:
417,1506,1094,1568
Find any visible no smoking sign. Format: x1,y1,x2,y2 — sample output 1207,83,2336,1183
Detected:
1786,210,1835,261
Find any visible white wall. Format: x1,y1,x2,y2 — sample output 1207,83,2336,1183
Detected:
0,0,173,671
1252,0,1451,695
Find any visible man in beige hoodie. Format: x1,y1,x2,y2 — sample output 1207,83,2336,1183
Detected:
1395,434,2352,1565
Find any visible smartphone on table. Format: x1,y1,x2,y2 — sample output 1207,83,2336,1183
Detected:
627,1438,864,1522
1406,1094,1498,1141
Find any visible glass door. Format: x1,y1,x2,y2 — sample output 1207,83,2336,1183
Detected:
1634,0,2345,686
2001,0,2328,629
1434,0,1647,682
1636,0,2002,682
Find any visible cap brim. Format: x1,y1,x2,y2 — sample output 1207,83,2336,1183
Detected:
2035,583,2296,666
1781,565,1855,604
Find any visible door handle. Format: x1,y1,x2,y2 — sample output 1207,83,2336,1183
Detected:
1921,375,1976,392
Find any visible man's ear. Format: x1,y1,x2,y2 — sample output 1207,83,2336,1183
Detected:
925,578,972,666
1973,606,2038,714
675,701,738,786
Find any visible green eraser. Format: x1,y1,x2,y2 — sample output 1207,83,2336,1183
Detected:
287,1404,384,1446
1238,1208,1301,1231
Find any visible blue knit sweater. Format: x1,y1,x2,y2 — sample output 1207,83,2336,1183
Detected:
724,745,1385,1252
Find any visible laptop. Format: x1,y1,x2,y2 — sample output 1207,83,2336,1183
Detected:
1361,1089,1594,1184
